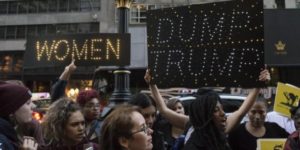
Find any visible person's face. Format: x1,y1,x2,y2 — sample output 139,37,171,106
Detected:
128,111,153,150
248,101,267,128
293,108,300,130
82,98,100,121
212,101,226,131
141,106,156,129
174,102,184,114
64,110,85,144
14,99,33,124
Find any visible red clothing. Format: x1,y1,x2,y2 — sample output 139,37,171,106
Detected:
284,130,300,150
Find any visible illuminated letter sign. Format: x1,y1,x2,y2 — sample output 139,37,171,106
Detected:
147,0,264,88
24,33,130,68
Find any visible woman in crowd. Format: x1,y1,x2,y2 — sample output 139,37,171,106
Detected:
145,68,270,150
0,81,38,150
129,93,166,150
284,105,300,150
76,89,102,143
41,97,98,150
99,104,153,150
5,80,45,146
156,99,185,150
228,98,289,150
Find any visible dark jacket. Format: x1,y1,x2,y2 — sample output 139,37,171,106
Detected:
50,79,67,102
0,117,18,150
284,130,300,150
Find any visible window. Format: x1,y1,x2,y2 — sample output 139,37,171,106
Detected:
16,26,26,39
91,0,101,11
130,4,147,24
69,0,79,11
47,24,56,35
56,24,68,34
48,0,58,12
68,24,78,33
37,25,47,36
17,1,28,13
8,1,17,14
90,23,99,33
6,26,16,39
59,0,69,12
0,2,8,14
78,23,90,33
80,0,91,11
28,1,38,13
27,26,37,37
38,0,48,13
0,27,6,39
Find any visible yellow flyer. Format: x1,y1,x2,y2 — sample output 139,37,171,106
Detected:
257,138,286,150
274,82,300,118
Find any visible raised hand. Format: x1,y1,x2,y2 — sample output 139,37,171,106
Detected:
21,136,38,150
144,69,151,84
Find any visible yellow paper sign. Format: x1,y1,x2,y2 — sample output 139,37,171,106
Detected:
257,138,286,150
274,82,300,118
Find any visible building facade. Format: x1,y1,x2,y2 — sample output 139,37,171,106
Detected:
1,0,300,92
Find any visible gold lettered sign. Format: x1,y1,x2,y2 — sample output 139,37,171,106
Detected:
257,138,286,150
24,33,130,68
274,82,300,118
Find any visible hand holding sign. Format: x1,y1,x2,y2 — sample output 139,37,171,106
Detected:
259,66,271,82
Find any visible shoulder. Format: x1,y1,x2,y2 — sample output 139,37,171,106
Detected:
0,134,15,150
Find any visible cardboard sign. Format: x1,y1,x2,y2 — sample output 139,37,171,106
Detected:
24,33,130,68
257,138,286,150
147,0,264,88
274,82,300,117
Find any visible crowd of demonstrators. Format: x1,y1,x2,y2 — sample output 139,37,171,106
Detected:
76,90,102,143
228,98,289,150
40,97,98,150
99,104,153,150
3,59,299,150
0,81,38,150
284,105,300,150
144,68,271,150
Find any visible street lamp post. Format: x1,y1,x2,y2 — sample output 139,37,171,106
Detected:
108,0,132,106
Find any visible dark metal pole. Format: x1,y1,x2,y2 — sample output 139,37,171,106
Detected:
108,0,131,106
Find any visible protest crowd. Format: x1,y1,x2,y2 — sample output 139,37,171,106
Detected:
1,59,300,150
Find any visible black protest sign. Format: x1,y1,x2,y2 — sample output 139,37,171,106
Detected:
24,33,130,68
147,0,264,88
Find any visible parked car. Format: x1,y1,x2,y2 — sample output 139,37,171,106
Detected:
170,94,246,116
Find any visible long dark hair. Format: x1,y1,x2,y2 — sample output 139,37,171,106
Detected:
188,91,229,150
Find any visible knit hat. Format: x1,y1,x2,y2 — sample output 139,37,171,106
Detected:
0,81,32,116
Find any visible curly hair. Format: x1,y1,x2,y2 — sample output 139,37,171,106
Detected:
76,89,100,107
100,104,141,150
42,97,81,145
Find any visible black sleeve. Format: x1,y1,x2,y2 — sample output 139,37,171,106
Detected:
50,79,67,103
0,134,15,150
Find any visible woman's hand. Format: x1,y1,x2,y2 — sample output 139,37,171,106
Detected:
259,67,271,82
144,69,151,84
21,136,38,150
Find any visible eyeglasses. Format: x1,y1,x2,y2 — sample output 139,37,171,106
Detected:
131,124,150,135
